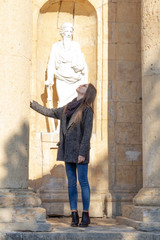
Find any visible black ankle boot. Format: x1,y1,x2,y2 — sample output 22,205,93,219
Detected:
71,211,79,227
79,211,90,227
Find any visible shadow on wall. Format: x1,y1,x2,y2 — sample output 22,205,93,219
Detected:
3,122,29,189
40,70,58,133
107,39,160,217
29,162,69,216
107,0,143,217
29,150,109,217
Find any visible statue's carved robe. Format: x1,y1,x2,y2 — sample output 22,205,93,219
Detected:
47,40,88,107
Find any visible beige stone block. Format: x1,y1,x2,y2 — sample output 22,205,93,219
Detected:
0,207,46,223
116,23,140,43
108,43,116,60
109,23,117,43
0,189,41,208
134,188,160,206
116,165,137,188
139,123,142,145
108,3,116,22
108,81,112,100
142,76,160,188
117,61,141,82
102,80,108,103
109,164,116,187
116,144,142,166
136,2,141,24
143,75,160,119
116,102,142,123
111,81,118,101
103,43,108,60
108,121,115,144
136,166,143,188
108,60,117,82
122,205,160,223
41,191,103,217
102,59,108,80
142,41,160,75
0,222,51,232
117,43,140,61
0,1,32,58
96,119,102,141
117,81,138,102
117,3,137,23
102,119,108,141
115,122,141,144
137,82,142,103
108,101,116,121
109,147,116,164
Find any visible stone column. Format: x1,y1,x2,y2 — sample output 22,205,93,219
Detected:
0,0,51,231
117,0,160,231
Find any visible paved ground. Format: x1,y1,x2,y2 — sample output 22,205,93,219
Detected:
1,217,160,239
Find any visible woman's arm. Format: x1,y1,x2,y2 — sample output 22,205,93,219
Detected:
30,100,64,119
79,107,93,157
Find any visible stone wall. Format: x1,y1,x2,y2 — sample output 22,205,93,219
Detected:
107,0,142,216
29,0,108,217
29,0,142,217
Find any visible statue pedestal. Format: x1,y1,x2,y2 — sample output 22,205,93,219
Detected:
117,204,160,231
0,189,51,232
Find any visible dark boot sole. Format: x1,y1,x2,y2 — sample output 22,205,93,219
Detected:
79,224,89,227
71,224,79,227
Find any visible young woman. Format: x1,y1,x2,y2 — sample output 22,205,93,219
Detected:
30,83,97,227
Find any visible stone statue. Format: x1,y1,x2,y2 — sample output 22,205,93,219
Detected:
45,22,88,109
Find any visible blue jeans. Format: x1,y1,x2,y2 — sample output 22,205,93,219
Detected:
65,162,90,211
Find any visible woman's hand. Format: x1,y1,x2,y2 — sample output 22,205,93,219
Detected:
78,155,85,164
30,99,33,106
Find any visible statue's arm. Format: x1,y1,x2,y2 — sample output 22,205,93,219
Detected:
71,42,88,82
30,100,64,119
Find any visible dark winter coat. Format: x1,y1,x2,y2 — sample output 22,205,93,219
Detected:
31,101,93,164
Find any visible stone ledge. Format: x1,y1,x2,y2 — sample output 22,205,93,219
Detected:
0,207,46,223
0,189,51,232
0,189,41,208
40,191,103,217
117,216,160,232
0,222,52,232
133,188,160,206
122,205,160,222
0,219,159,240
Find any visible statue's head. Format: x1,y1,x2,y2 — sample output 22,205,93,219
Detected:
60,22,74,38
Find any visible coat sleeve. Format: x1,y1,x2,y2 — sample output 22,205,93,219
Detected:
30,100,64,119
79,107,93,156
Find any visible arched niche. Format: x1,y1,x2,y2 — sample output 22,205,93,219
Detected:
30,0,107,217
36,0,97,132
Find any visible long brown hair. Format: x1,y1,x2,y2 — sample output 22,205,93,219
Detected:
71,83,97,122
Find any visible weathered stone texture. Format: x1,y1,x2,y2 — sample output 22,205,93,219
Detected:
118,0,160,231
0,0,51,231
108,0,142,217
29,0,108,218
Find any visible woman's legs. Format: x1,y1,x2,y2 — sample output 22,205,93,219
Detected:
77,164,90,211
65,162,78,210
65,162,90,227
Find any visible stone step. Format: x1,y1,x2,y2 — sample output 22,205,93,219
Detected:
0,217,159,240
122,205,160,222
117,216,160,232
0,226,160,240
